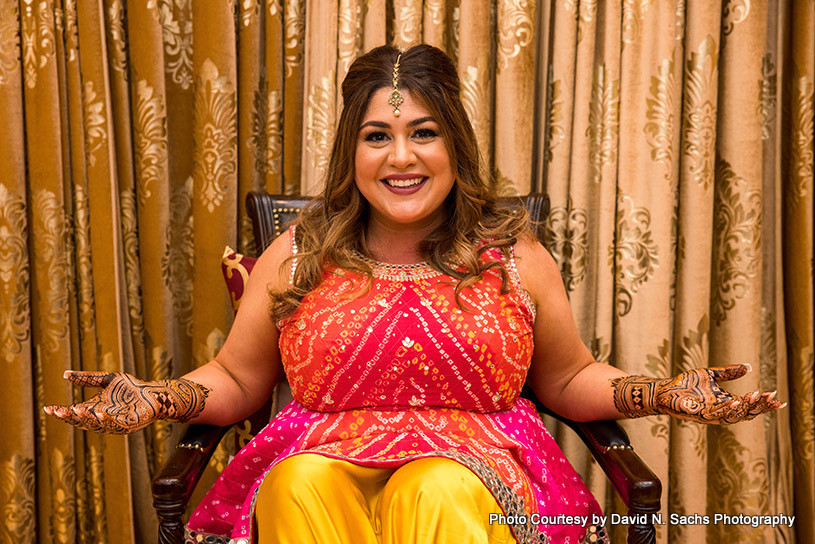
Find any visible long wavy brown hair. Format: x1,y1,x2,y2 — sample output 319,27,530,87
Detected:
270,44,530,321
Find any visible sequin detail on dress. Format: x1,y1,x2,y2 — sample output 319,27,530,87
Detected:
279,248,533,413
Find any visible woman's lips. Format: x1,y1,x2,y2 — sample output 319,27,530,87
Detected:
382,176,426,188
380,177,428,194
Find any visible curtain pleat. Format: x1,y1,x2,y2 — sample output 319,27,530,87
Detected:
493,0,536,195
282,0,306,195
23,1,79,543
458,0,493,179
0,2,35,543
0,1,812,543
667,4,719,543
237,0,267,255
784,1,815,542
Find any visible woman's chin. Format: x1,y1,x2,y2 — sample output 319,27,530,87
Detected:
371,208,443,231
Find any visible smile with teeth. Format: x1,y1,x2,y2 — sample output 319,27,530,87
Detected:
382,177,427,188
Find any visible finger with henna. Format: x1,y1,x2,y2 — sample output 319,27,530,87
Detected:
63,370,116,388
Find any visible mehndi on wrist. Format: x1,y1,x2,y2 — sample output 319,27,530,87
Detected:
610,375,663,418
152,378,210,423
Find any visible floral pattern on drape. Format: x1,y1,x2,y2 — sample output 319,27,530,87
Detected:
0,1,811,543
537,2,813,543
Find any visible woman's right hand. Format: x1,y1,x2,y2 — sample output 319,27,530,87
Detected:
44,371,210,434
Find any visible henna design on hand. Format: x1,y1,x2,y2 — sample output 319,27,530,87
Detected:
43,371,210,434
610,375,661,418
611,365,785,425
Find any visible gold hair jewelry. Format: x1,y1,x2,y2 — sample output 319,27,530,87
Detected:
387,53,404,117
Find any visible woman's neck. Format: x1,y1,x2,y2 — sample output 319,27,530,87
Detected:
364,217,440,264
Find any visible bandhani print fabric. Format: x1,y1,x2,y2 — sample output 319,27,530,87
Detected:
186,229,606,544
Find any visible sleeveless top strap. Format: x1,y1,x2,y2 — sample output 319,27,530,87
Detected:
288,225,298,287
506,244,537,321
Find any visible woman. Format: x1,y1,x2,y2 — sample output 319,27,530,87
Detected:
46,44,783,544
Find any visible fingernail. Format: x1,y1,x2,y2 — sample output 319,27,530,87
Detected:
780,402,788,409
63,370,71,379
744,363,752,372
43,406,50,414
767,391,777,401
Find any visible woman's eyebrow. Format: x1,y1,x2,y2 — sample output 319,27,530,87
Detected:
360,120,390,129
407,116,435,127
359,116,436,130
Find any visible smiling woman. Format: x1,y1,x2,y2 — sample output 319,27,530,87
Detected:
267,44,533,322
354,88,456,259
44,43,784,544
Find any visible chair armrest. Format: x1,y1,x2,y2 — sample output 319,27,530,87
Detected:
520,385,661,514
153,425,229,512
152,424,230,503
569,420,661,512
151,424,230,544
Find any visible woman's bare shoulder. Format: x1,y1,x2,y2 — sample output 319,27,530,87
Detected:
513,232,558,274
250,227,295,294
512,232,566,302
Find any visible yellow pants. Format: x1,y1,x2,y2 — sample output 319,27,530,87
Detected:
255,453,517,544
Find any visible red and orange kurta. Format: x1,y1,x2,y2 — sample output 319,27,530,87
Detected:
186,235,605,544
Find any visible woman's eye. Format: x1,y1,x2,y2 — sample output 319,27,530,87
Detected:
413,128,437,139
363,131,389,142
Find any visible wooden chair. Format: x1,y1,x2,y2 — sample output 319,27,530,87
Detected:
151,191,662,544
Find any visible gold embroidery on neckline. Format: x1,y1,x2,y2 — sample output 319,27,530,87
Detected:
352,251,442,281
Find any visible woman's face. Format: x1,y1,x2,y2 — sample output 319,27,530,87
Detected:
354,87,455,233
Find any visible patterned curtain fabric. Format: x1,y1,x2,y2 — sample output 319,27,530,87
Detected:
0,1,811,543
538,2,814,543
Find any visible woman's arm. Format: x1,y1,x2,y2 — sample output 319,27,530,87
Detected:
45,230,293,433
514,234,623,421
179,230,291,425
514,234,783,423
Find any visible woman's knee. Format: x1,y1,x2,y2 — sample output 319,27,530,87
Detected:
257,453,340,506
381,457,483,508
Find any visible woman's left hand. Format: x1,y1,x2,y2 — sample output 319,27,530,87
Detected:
611,364,786,424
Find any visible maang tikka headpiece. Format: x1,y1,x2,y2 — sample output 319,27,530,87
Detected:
387,52,404,117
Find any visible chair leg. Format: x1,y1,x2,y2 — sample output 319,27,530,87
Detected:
627,513,656,544
155,499,186,544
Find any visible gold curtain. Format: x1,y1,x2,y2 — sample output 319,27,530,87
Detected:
536,2,813,543
0,1,811,543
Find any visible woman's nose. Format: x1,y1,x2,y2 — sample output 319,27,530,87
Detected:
388,137,416,168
